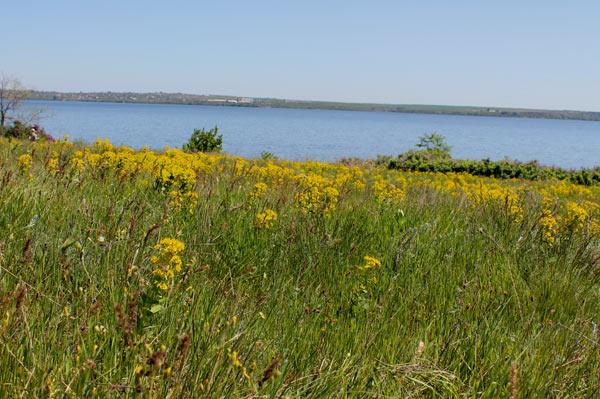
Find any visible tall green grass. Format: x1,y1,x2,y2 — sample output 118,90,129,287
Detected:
0,141,598,398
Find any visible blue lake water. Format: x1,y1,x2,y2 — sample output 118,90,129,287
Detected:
23,100,600,168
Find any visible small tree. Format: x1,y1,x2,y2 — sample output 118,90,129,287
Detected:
260,151,278,161
416,133,451,155
183,126,223,153
0,75,30,129
394,133,452,163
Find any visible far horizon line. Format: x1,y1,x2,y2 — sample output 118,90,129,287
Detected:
28,89,600,114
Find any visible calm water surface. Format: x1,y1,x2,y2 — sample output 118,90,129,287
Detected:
24,100,600,168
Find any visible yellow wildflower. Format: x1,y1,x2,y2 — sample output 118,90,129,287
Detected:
151,238,185,292
564,201,587,230
17,154,33,171
229,350,242,368
249,182,268,199
154,238,185,255
255,209,278,229
360,255,382,271
47,157,59,175
539,209,559,244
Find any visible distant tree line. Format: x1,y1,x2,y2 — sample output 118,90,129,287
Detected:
27,90,600,122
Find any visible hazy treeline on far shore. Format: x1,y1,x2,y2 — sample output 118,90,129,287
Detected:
28,90,600,122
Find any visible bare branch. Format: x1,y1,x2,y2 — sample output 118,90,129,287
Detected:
0,74,31,128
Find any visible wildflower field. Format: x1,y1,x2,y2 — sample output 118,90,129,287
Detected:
0,137,598,398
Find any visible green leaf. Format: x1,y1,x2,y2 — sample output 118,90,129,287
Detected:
149,304,164,313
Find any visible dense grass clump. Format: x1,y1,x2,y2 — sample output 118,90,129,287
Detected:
0,137,598,397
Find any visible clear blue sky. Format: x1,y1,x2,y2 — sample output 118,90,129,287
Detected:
2,1,599,111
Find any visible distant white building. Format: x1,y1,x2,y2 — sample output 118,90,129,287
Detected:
207,97,253,104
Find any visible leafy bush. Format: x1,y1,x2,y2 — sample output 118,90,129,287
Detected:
387,157,600,185
3,121,31,139
260,151,278,161
2,121,53,141
183,126,222,153
393,133,452,164
386,133,599,185
415,133,452,157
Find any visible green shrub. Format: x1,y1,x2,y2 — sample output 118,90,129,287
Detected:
386,157,600,185
415,132,452,158
393,133,452,164
2,121,31,139
183,126,223,153
1,121,54,141
385,133,599,185
260,151,278,161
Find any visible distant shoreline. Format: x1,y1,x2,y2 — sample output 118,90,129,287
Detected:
28,91,600,122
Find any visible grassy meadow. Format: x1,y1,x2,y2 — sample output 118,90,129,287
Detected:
0,137,599,398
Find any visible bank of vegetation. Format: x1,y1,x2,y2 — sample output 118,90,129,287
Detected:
383,134,600,186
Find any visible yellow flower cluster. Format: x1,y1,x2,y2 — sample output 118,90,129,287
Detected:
372,175,405,205
466,185,523,223
150,238,185,291
94,138,115,153
360,255,382,271
47,152,59,175
17,154,33,171
294,173,339,215
537,199,598,243
255,209,278,229
539,209,559,244
249,182,268,200
155,162,197,192
540,180,595,200
169,190,199,214
564,201,588,231
69,150,85,171
248,161,294,185
333,166,366,191
6,138,599,243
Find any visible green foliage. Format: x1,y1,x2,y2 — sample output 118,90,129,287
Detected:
387,156,600,185
260,151,278,161
386,133,599,185
415,132,452,157
1,121,53,141
393,133,452,164
183,126,222,153
2,121,31,139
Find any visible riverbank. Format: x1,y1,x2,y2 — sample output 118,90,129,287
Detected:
21,100,600,169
